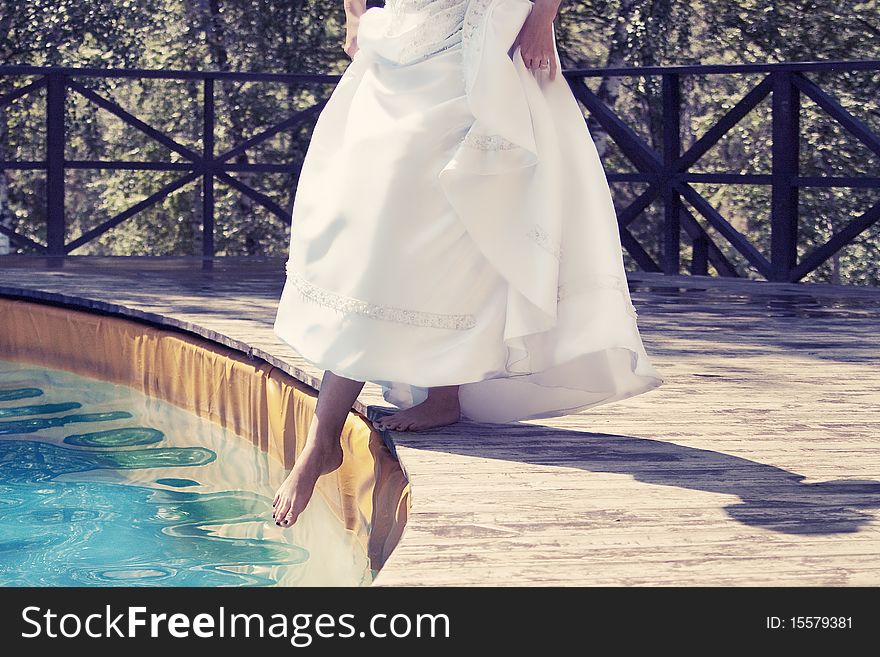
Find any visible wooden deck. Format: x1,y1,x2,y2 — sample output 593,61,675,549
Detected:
2,256,879,586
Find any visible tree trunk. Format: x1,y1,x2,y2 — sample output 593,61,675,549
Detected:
195,0,258,254
591,0,639,159
0,105,12,255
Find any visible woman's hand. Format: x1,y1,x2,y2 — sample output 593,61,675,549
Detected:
343,0,367,59
343,28,359,60
512,0,562,81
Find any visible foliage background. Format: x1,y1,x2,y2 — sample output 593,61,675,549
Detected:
1,0,879,284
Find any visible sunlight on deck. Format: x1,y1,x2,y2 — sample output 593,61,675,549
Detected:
2,256,879,585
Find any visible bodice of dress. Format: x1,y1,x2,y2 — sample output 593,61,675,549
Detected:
360,0,468,65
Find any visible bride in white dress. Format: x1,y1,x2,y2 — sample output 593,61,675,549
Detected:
272,0,664,527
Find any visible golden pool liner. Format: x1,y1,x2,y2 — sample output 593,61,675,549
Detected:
0,296,410,572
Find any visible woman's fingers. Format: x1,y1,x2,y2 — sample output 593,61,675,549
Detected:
520,48,556,80
514,5,558,79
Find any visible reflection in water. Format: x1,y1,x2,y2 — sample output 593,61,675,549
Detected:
63,427,165,448
0,388,44,402
154,478,200,488
0,362,372,587
0,402,83,418
0,411,133,435
0,469,307,586
0,440,216,481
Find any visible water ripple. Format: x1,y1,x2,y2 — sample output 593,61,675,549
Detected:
0,411,133,436
64,427,165,448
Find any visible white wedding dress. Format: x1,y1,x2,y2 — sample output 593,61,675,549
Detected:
273,0,664,423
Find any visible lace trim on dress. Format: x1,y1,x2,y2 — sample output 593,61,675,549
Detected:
286,262,477,330
387,0,468,65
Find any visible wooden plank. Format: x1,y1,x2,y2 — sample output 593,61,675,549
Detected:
1,256,878,586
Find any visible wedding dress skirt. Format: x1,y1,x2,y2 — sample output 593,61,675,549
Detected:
273,0,664,423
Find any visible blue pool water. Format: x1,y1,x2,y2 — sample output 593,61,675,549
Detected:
0,359,372,586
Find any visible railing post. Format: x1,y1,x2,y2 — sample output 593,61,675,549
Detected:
202,75,215,260
45,72,66,256
662,72,681,275
691,234,709,275
771,70,800,282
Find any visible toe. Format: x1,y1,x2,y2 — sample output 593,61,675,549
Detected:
275,498,292,525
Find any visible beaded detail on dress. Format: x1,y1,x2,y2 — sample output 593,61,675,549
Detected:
527,225,563,261
461,0,494,87
462,131,520,151
285,260,477,330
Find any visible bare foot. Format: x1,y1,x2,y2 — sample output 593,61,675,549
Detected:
272,431,343,528
373,385,461,432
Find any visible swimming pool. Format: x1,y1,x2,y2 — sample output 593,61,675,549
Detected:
0,296,410,587
0,359,376,586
